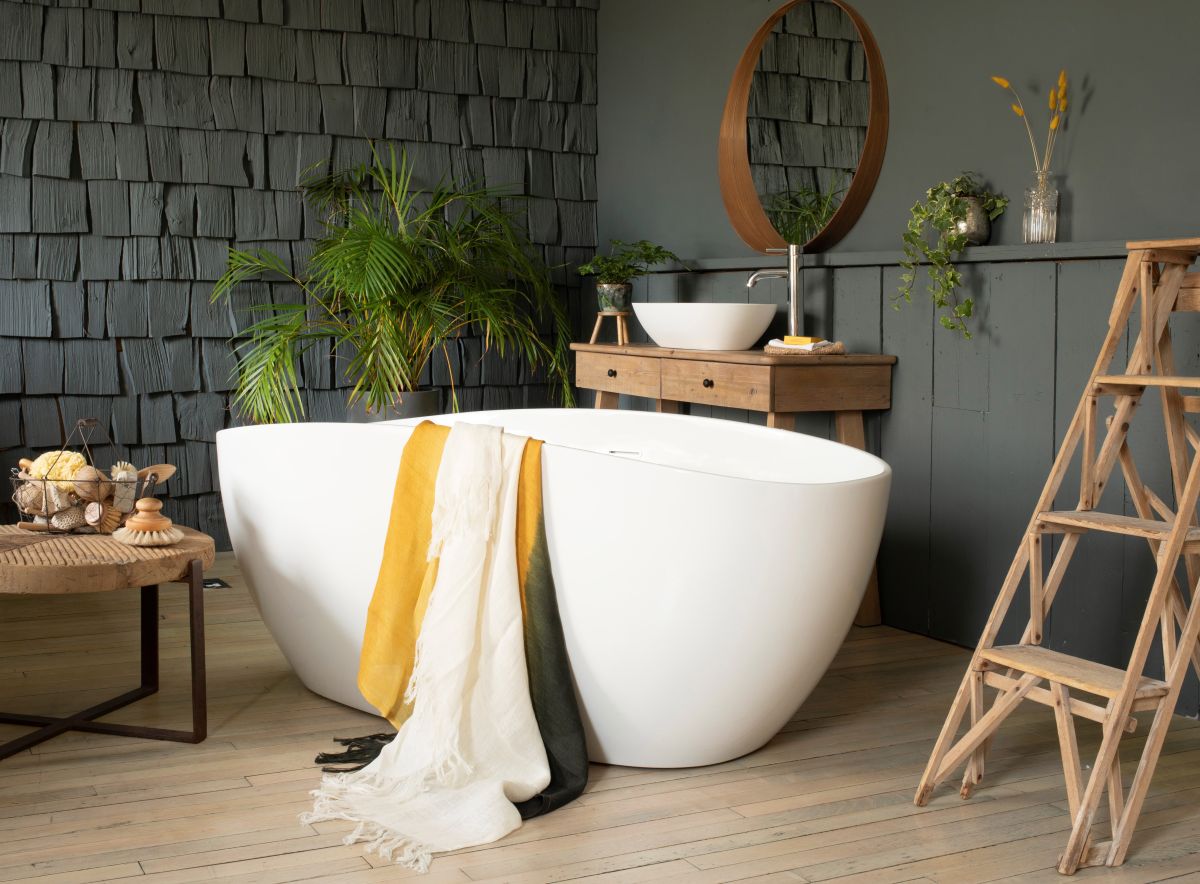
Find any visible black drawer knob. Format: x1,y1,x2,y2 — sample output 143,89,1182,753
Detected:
607,368,617,378
702,378,714,388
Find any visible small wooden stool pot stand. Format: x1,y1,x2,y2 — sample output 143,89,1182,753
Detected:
915,240,1200,875
589,311,631,345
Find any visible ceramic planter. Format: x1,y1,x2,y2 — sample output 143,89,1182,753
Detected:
596,283,632,312
955,195,991,246
344,388,442,423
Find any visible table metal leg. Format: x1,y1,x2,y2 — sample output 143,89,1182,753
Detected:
141,585,159,691
188,559,207,743
0,560,208,760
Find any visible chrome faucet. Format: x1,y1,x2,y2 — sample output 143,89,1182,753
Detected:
746,244,802,337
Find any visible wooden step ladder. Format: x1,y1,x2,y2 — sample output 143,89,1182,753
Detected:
914,239,1200,875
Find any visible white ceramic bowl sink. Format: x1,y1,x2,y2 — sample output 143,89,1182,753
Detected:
633,302,776,351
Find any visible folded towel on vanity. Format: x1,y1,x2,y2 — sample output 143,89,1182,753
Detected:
764,338,846,355
304,421,587,872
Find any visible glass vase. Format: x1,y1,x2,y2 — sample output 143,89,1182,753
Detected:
1023,171,1058,244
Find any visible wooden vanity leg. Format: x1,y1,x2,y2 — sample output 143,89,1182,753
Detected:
766,412,795,431
834,411,866,449
594,390,619,409
834,411,883,627
657,399,683,414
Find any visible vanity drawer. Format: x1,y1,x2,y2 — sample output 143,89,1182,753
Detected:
661,360,772,410
576,351,660,398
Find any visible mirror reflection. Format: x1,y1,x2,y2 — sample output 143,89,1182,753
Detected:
747,0,869,245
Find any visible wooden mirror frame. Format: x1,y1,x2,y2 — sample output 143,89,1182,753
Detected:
718,0,889,253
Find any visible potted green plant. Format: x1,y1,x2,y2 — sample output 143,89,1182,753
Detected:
578,239,682,312
895,172,1008,338
212,146,573,423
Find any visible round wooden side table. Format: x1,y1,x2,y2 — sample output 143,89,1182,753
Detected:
0,524,216,761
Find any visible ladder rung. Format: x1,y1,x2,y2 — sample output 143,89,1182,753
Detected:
982,670,1140,730
979,645,1169,701
1036,510,1200,546
1094,374,1200,391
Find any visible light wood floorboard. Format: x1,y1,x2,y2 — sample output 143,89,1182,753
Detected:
1,553,1199,882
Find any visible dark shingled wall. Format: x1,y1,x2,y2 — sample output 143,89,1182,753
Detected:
0,0,598,547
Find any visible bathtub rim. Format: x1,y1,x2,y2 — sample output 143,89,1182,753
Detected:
216,409,891,490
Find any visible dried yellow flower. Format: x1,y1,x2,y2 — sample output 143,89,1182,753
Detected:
991,75,1011,88
1011,103,1024,117
1049,88,1056,110
1059,96,1068,113
1050,115,1060,130
1058,68,1067,88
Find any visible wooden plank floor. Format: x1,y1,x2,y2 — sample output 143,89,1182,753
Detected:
2,554,1200,882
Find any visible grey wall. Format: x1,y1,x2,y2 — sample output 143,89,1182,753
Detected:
0,0,598,546
597,0,1200,256
596,0,1200,714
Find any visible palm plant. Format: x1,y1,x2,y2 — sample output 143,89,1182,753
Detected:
212,145,573,423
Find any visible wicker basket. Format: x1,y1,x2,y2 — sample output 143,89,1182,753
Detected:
9,418,150,535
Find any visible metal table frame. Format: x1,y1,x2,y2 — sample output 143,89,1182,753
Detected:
0,559,207,760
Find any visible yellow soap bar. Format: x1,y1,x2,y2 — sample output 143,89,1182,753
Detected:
783,336,824,345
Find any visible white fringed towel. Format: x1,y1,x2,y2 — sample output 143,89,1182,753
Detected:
302,423,551,871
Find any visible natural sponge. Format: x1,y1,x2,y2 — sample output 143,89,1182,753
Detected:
27,450,88,492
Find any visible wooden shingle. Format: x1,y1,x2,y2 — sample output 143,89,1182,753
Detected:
42,6,84,67
32,121,73,178
63,339,120,395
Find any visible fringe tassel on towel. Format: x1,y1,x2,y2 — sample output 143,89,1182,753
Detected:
315,733,396,773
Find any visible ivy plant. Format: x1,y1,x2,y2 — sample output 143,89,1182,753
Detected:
895,172,1008,338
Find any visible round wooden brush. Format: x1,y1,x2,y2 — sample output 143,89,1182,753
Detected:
112,498,184,547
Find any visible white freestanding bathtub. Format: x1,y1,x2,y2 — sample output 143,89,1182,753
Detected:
217,409,890,768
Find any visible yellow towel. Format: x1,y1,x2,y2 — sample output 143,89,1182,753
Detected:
515,438,544,620
357,421,450,727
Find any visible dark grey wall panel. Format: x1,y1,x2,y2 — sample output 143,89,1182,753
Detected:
0,0,596,551
1046,259,1127,667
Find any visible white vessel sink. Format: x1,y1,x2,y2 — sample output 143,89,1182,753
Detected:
632,302,776,351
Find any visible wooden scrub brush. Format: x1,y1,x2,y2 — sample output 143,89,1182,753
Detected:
112,498,184,547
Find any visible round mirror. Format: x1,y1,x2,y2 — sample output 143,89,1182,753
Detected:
718,0,888,253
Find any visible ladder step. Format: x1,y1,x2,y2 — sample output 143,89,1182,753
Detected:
1036,510,1200,546
1094,374,1200,391
979,645,1169,701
